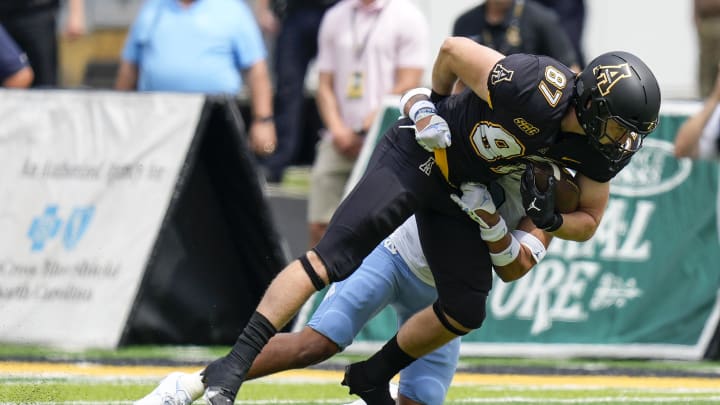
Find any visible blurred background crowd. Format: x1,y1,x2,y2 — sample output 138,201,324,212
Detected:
0,0,714,189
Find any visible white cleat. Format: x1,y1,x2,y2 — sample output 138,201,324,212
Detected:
135,372,200,405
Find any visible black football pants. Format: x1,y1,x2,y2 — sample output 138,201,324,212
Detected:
314,118,493,330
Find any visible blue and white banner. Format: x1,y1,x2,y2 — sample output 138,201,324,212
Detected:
0,90,204,349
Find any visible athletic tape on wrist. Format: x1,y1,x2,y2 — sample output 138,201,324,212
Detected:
408,100,437,123
489,235,521,267
512,230,547,263
413,107,437,122
399,87,431,116
479,216,507,242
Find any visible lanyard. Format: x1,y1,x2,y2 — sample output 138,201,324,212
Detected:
351,2,387,61
481,0,524,54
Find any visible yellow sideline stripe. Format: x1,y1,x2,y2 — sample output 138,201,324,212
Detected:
0,361,718,389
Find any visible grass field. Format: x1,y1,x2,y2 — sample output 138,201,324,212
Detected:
1,345,720,404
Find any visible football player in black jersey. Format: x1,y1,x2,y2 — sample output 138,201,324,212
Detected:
199,37,661,405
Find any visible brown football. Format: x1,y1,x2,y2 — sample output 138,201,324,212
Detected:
532,162,580,213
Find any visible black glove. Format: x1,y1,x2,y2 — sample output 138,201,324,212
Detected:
520,164,563,231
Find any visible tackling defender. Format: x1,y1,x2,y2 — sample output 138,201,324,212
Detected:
198,37,661,404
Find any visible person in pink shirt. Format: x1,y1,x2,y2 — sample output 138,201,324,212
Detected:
308,0,429,247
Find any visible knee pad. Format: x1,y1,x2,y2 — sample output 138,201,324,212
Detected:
433,300,486,334
401,379,448,405
298,251,326,291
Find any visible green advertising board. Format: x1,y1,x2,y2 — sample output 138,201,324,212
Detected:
300,98,720,360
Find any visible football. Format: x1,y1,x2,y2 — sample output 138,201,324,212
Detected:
532,162,580,213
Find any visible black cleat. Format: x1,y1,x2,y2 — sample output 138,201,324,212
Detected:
202,386,235,405
201,357,245,405
341,362,394,405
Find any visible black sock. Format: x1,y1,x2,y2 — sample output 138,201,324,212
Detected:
229,311,277,368
202,311,277,396
364,334,416,384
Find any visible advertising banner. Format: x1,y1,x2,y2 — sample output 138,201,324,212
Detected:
311,99,720,360
0,90,204,348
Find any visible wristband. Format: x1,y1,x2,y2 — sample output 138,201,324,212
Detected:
489,235,521,267
399,87,431,116
479,216,507,242
408,100,437,123
413,107,437,122
512,230,547,263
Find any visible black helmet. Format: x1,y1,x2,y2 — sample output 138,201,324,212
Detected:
573,51,661,162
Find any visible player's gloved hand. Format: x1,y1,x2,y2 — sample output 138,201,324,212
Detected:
450,182,496,228
413,114,452,151
520,164,563,231
399,98,452,152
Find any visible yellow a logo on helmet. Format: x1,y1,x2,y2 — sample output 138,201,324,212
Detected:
593,63,632,96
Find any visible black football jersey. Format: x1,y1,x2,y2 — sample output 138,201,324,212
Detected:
436,53,629,184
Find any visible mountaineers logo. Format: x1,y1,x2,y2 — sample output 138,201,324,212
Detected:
594,63,632,96
419,156,435,176
491,63,514,85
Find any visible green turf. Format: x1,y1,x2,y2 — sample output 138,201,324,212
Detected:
2,343,719,404
1,378,719,404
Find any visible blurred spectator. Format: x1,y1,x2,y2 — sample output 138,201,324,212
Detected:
694,0,720,98
675,64,720,160
115,0,276,158
308,0,428,246
0,0,85,87
535,0,585,67
254,0,339,183
0,23,32,87
453,0,580,71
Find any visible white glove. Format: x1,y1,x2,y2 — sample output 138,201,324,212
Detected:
399,97,452,152
415,115,452,151
450,182,496,228
400,115,452,152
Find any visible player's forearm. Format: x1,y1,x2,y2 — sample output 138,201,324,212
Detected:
431,39,461,96
548,210,597,242
492,215,553,282
432,37,502,100
493,245,536,282
549,175,607,242
490,226,549,282
488,233,530,282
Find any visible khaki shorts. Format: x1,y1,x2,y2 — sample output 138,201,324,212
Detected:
308,136,357,223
